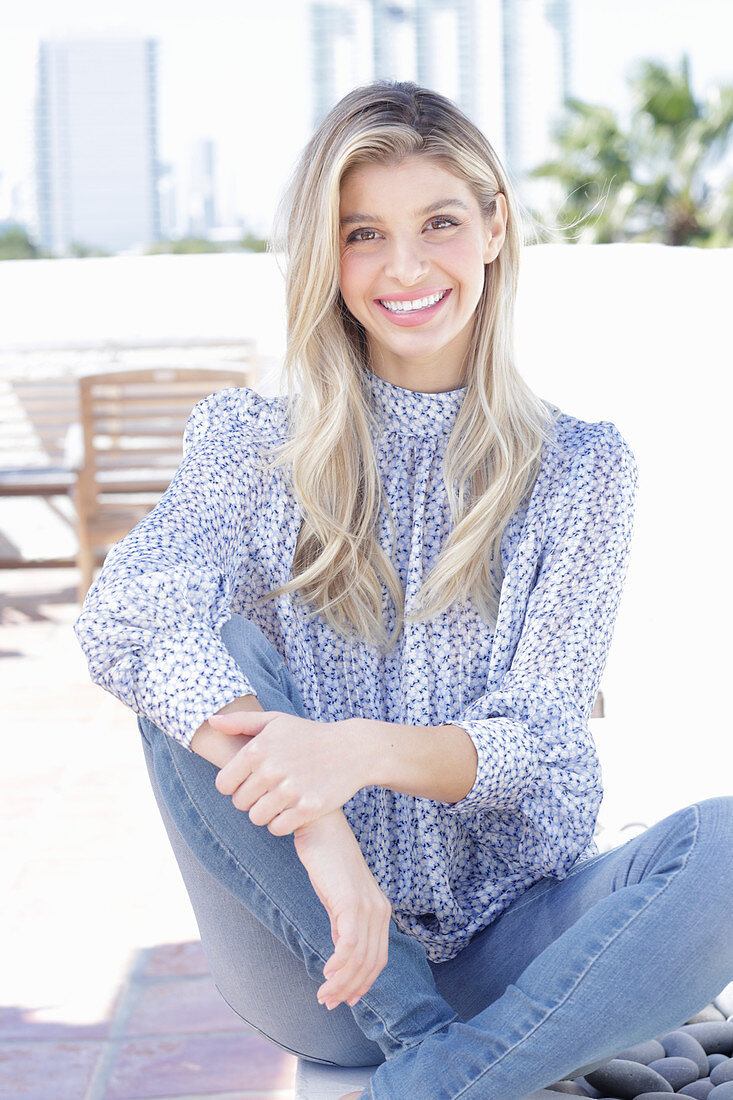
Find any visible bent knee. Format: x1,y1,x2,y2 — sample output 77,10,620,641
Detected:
219,613,281,664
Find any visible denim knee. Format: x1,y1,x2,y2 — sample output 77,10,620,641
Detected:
218,612,307,717
220,613,284,671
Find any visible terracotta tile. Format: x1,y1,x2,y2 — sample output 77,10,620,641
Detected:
0,1038,104,1100
0,1003,111,1041
105,1033,297,1098
143,942,209,978
125,976,243,1037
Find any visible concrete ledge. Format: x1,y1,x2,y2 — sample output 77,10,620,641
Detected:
294,1060,377,1099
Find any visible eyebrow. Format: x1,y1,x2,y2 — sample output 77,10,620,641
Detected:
339,198,469,226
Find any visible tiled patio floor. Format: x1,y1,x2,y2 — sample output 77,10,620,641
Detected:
0,940,297,1100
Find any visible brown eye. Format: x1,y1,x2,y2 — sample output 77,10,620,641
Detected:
427,216,458,231
348,228,379,242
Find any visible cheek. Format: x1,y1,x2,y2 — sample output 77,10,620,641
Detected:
442,238,487,284
339,254,371,314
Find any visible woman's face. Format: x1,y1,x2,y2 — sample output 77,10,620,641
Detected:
338,155,507,393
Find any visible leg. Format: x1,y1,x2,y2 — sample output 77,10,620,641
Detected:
137,613,458,1063
358,795,733,1099
139,729,382,1065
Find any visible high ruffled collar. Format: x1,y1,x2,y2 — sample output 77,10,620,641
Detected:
364,369,466,438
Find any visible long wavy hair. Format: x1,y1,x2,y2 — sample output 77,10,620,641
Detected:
252,80,558,652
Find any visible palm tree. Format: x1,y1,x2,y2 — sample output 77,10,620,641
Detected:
530,56,733,246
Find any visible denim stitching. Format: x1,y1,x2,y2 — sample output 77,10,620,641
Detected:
214,981,356,1066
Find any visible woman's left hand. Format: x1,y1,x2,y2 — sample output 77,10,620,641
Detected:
210,711,372,834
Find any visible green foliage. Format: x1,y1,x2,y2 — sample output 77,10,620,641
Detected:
67,241,110,257
145,234,269,255
0,226,40,260
0,229,269,260
531,56,733,246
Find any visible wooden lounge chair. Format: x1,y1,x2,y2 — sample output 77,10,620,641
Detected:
75,366,254,603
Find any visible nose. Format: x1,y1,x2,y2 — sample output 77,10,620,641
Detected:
383,234,429,286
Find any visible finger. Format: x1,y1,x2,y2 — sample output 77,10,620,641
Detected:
346,909,379,1007
208,711,274,737
247,790,291,828
215,753,254,796
318,912,363,1006
267,805,316,836
357,905,391,1003
229,774,269,811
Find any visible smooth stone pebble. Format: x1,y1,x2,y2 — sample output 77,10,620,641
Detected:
574,1076,603,1098
711,1060,733,1086
615,1040,667,1065
678,1081,715,1099
585,1059,673,1098
714,985,733,1019
711,1056,730,1071
688,1006,728,1024
547,1084,589,1095
647,1056,700,1089
709,1084,733,1099
633,1094,681,1099
661,1031,709,1077
682,1023,733,1055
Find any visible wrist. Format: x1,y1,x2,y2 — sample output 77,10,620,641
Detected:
294,806,348,842
353,718,478,803
190,694,262,767
339,717,384,789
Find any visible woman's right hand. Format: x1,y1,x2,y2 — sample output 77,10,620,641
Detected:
293,808,392,1011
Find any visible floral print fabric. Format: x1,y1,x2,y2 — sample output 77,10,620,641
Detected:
74,370,638,962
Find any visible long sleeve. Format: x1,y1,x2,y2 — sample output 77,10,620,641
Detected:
73,387,264,748
443,421,639,878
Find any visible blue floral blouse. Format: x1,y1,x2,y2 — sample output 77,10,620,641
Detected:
73,370,638,962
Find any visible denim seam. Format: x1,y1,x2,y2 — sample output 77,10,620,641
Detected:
159,731,407,1052
213,981,351,1067
447,802,701,1100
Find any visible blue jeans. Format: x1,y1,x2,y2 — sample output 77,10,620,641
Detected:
137,613,733,1100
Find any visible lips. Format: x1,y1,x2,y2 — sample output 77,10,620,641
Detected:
374,288,452,327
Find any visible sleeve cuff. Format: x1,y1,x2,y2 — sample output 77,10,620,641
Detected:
441,717,539,816
101,623,260,749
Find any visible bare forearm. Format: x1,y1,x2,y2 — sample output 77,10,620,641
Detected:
190,694,263,767
354,718,478,803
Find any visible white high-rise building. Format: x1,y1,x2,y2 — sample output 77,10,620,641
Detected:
311,3,373,125
35,36,161,255
187,139,217,239
308,0,570,199
372,0,418,83
501,0,571,191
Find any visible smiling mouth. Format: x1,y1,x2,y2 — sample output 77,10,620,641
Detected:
377,290,448,313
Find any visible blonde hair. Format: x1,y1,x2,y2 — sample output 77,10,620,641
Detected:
254,80,558,652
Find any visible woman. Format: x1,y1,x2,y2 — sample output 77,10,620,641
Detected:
74,82,732,1100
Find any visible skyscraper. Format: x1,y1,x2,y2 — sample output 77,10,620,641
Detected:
501,0,571,189
372,0,417,83
308,0,571,196
311,3,373,125
187,139,217,239
35,36,161,255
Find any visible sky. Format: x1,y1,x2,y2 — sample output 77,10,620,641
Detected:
0,0,731,236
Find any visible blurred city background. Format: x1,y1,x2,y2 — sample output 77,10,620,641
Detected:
1,2,732,1099
1,0,732,254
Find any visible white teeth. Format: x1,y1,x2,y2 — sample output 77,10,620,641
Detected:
379,290,447,313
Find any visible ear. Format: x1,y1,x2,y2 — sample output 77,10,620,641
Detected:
483,193,508,264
